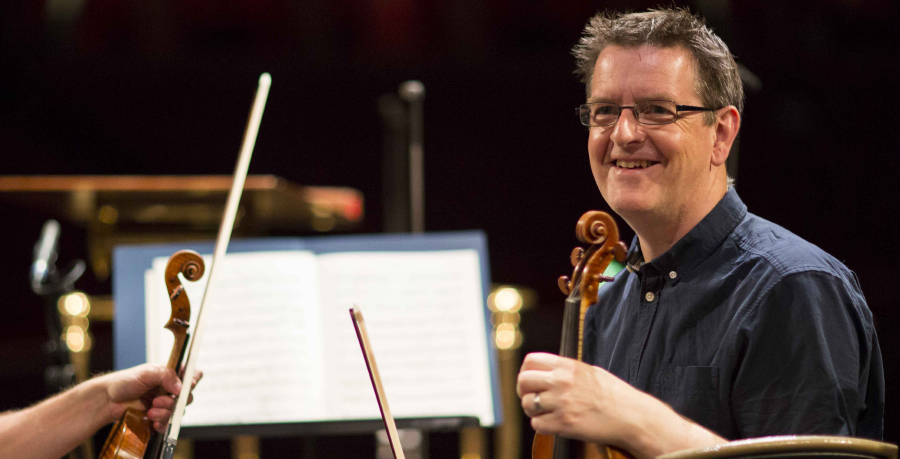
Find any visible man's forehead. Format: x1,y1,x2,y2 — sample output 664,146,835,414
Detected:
590,44,697,100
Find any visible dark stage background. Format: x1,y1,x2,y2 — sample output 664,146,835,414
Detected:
1,0,898,457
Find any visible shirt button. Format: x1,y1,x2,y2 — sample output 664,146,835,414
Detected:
645,291,655,302
669,271,677,279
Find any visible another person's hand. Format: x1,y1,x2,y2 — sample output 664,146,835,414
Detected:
95,364,203,433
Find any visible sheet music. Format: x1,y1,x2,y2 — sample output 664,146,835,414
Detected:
143,248,494,426
317,250,494,425
146,251,325,425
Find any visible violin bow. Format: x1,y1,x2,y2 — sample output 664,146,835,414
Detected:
158,73,272,459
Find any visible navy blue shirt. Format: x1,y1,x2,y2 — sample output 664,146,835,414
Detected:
583,188,884,440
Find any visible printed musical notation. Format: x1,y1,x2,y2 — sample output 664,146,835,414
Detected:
144,250,494,427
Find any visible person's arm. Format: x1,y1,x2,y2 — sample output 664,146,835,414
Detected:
0,364,196,459
517,353,725,459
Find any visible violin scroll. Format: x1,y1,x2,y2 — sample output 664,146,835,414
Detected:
163,251,205,335
577,212,627,308
575,211,615,245
558,211,627,296
180,257,204,281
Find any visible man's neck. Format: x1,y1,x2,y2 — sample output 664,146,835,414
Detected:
627,186,728,263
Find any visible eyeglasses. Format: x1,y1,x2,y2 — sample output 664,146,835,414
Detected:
577,100,719,127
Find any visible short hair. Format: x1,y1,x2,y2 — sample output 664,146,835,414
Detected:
573,7,744,125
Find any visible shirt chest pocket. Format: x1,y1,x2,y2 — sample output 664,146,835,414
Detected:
655,366,728,437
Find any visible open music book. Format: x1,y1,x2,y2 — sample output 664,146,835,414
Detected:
113,232,500,431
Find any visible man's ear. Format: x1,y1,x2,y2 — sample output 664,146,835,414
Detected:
711,106,740,167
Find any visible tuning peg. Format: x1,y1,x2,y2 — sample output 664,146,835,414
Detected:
558,276,572,295
570,247,584,267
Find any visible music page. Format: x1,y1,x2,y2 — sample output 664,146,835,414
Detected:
145,251,324,425
316,250,494,425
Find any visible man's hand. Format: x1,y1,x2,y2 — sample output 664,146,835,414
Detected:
516,352,725,459
96,364,203,433
517,352,639,446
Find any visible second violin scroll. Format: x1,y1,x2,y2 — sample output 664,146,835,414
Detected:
162,251,205,372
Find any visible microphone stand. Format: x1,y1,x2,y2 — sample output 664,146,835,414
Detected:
30,219,88,459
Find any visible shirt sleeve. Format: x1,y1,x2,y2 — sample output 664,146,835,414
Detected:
729,269,881,439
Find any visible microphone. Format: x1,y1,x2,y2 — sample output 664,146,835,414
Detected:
31,219,60,293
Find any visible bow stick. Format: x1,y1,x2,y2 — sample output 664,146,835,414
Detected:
158,72,272,459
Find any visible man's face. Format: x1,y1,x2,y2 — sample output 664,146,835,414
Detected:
588,45,718,222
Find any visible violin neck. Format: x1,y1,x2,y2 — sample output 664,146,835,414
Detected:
559,291,582,360
167,331,190,372
550,291,584,459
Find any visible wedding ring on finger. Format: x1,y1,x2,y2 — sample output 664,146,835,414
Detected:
533,392,544,414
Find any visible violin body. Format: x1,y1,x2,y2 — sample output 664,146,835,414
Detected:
532,211,631,459
97,251,205,459
98,408,153,459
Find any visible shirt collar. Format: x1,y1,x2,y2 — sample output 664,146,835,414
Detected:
625,187,747,282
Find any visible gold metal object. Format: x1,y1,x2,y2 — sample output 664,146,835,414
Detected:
232,435,260,459
460,284,536,459
460,427,487,459
173,438,193,459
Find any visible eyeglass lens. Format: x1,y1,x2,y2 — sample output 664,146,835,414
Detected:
579,101,678,126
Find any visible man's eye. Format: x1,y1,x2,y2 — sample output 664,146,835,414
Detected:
593,105,617,116
644,103,674,115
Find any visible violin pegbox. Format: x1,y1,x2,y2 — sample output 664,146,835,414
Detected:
558,247,586,295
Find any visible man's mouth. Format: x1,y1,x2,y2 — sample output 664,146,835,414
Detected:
615,160,659,169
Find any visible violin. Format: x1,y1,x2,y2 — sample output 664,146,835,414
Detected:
532,211,630,459
98,251,204,459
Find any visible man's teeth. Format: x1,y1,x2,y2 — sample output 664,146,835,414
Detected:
616,160,653,169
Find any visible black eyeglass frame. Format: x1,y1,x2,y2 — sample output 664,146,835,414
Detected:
577,100,721,127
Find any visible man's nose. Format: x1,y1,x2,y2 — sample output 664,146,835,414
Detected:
610,108,643,146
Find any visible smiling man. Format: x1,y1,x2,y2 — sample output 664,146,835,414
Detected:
516,8,883,459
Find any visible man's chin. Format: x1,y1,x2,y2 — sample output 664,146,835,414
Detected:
606,197,657,217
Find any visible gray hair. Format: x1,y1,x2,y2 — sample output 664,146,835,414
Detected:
573,7,744,125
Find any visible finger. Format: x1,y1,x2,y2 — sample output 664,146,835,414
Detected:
152,394,176,411
520,352,562,372
147,407,173,424
516,369,553,397
531,413,561,436
192,370,203,386
187,393,194,405
521,392,545,418
159,368,183,396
